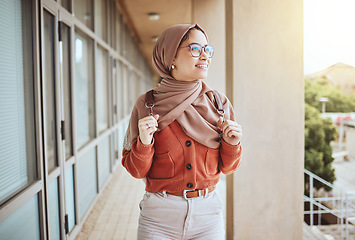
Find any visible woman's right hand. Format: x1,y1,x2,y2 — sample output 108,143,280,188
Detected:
138,114,159,145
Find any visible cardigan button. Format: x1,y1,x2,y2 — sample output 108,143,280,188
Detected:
185,140,191,147
186,163,192,170
187,183,193,188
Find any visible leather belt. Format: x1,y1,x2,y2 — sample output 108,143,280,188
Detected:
167,186,216,200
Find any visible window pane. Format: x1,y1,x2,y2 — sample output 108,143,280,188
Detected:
94,0,106,41
117,127,124,159
75,30,95,148
96,46,108,133
77,148,97,219
0,0,37,204
43,10,58,172
109,1,115,47
127,70,135,112
113,130,118,161
0,194,40,239
65,165,76,232
98,137,110,188
74,0,93,29
117,61,123,121
61,0,71,12
120,21,125,56
115,11,121,52
112,61,117,124
48,178,60,240
122,65,129,116
61,23,73,159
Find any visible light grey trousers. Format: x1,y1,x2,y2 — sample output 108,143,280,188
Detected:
137,190,225,240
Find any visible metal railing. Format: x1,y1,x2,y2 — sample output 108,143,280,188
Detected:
304,169,355,240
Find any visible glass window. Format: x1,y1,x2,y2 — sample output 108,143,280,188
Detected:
48,178,60,240
113,130,118,161
115,12,121,52
96,46,109,133
61,0,71,12
0,194,40,239
111,60,117,124
125,25,131,60
122,65,129,116
127,70,135,112
120,21,125,56
0,0,37,204
65,165,76,232
74,30,95,148
117,126,124,158
109,1,115,47
116,61,123,121
98,137,110,188
61,23,73,159
43,10,58,172
94,0,106,41
73,0,93,29
77,148,97,219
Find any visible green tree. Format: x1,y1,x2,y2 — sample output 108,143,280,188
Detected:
305,78,355,112
305,103,337,190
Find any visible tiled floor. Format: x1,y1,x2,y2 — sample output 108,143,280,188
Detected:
75,165,145,240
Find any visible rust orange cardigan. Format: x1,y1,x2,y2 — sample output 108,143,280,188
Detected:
122,120,242,193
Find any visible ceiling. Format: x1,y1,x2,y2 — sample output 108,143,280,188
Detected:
116,0,193,75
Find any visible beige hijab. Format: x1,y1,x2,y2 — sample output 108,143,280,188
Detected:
124,24,235,150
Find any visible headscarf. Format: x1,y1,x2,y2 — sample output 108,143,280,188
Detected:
123,24,235,150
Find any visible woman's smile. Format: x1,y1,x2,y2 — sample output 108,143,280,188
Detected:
195,64,208,69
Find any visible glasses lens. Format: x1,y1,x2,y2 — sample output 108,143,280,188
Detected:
190,44,202,57
205,45,214,58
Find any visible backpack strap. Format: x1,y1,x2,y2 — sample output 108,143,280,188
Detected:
213,90,225,121
145,90,155,116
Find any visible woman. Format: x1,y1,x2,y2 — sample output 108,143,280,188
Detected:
122,23,242,240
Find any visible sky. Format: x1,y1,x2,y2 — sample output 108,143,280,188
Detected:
304,0,355,74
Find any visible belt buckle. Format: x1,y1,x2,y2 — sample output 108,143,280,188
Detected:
183,189,196,200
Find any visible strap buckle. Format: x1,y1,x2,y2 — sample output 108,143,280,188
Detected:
145,102,155,116
183,189,196,200
217,109,225,122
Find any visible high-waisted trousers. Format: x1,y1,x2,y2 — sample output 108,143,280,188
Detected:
137,190,225,240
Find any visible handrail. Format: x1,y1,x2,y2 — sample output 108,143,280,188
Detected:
304,169,334,188
304,169,355,240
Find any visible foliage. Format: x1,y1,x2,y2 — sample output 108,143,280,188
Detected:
305,77,355,113
305,103,337,191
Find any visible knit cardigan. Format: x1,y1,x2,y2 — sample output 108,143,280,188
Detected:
122,120,242,193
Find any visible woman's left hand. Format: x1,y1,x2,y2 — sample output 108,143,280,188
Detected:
217,117,242,146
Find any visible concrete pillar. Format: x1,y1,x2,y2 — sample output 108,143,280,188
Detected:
192,2,234,239
228,0,304,239
192,0,226,93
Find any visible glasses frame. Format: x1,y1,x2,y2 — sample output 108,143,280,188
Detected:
180,43,214,58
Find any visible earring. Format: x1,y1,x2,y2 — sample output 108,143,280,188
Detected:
171,65,175,70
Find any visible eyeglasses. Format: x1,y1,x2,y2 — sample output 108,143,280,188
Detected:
180,43,214,58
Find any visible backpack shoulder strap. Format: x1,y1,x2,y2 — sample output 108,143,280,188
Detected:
213,90,224,112
145,90,155,116
213,90,225,122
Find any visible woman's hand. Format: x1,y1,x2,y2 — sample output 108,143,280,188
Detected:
138,114,159,145
217,117,242,146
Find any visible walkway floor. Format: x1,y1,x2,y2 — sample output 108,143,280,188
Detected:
75,165,145,240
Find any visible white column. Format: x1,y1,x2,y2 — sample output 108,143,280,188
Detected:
230,0,304,239
192,0,226,93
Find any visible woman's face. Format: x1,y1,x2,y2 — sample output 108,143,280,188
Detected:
171,29,211,81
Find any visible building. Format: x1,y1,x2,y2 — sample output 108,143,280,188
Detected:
0,0,304,239
305,62,355,96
